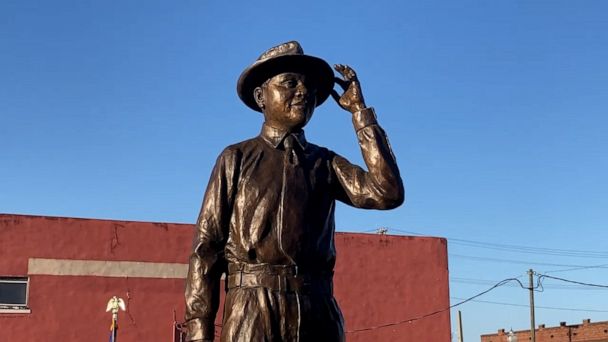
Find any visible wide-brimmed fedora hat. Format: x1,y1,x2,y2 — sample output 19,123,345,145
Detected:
237,41,334,112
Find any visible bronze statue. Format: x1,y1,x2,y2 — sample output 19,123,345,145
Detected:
184,41,404,342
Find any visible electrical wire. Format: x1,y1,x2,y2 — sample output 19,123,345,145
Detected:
451,277,524,287
449,240,608,258
449,297,608,313
451,276,606,291
450,254,608,275
361,228,608,272
537,273,608,289
193,274,607,335
542,263,608,274
345,277,525,334
385,228,608,259
449,253,608,269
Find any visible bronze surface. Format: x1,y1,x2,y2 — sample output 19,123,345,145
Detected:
185,41,404,342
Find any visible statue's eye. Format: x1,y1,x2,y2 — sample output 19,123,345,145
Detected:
281,80,297,88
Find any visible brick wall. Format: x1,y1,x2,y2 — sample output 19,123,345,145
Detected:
0,214,451,342
481,319,608,342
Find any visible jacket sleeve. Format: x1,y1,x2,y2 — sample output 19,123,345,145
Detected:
331,107,405,209
184,148,238,341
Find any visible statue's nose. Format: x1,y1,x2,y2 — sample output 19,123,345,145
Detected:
295,83,308,97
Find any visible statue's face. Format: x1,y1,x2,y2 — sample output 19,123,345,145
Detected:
257,72,317,131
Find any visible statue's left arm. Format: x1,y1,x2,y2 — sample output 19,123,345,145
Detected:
330,64,405,209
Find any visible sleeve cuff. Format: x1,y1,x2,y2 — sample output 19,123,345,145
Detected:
185,318,215,341
352,107,378,131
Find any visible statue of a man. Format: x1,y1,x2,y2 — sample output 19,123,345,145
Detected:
184,41,404,342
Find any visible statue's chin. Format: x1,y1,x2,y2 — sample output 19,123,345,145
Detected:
290,109,313,129
266,107,312,132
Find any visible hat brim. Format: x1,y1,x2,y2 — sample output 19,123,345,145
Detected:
237,54,334,113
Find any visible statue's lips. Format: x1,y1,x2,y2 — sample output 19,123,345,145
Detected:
291,101,307,108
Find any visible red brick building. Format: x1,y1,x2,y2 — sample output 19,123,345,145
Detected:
0,214,451,341
481,319,608,342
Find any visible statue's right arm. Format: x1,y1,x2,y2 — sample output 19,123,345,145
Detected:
184,148,239,342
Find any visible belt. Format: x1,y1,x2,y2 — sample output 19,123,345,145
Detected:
226,263,333,294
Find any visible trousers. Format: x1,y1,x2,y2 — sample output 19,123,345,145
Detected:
219,263,345,342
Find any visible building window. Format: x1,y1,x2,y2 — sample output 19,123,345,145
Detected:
0,277,30,313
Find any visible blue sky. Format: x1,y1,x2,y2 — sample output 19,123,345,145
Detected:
2,0,607,340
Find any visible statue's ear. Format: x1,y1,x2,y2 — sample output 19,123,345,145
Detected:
254,87,264,111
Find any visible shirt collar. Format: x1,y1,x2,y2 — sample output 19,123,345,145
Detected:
260,123,308,150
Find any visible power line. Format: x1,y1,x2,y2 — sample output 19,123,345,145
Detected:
537,273,608,289
450,297,608,313
449,253,608,269
346,277,525,334
451,276,606,290
451,277,523,287
213,272,607,335
542,263,608,274
193,261,608,338
451,253,608,274
211,277,524,334
450,240,608,258
387,228,608,258
366,228,608,273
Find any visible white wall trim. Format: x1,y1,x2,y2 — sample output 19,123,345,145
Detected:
28,258,189,279
0,308,31,314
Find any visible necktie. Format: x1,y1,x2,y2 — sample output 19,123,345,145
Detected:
279,135,308,264
283,135,299,165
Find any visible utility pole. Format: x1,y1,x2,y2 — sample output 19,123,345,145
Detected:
528,269,536,342
457,310,464,342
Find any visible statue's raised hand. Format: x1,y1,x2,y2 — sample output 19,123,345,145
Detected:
331,64,366,113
